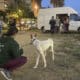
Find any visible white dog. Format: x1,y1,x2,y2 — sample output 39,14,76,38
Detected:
30,34,54,68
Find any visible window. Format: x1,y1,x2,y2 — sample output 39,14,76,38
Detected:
70,14,80,21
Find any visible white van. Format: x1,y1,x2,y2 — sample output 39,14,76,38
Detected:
37,7,80,32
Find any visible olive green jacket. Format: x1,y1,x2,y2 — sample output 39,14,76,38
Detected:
0,35,23,65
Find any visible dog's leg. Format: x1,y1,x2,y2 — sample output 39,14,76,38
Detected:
52,51,54,61
44,51,47,57
33,54,40,69
40,51,47,68
51,46,54,61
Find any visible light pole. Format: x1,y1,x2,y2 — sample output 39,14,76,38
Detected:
34,4,38,28
34,4,38,17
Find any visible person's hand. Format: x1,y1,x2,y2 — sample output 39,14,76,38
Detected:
20,48,23,55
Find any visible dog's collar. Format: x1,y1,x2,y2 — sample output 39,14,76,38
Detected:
32,38,36,43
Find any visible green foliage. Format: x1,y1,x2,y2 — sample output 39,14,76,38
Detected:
0,11,7,22
0,11,6,16
7,0,35,18
51,0,64,7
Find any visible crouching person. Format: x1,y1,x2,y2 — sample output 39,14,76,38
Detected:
0,27,27,80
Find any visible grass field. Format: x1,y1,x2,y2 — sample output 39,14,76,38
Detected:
0,30,80,80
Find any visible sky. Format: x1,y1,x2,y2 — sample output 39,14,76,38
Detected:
41,0,80,14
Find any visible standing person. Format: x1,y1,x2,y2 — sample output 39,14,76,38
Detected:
0,16,4,34
0,28,27,80
55,16,60,32
49,16,56,33
63,16,69,32
8,17,16,29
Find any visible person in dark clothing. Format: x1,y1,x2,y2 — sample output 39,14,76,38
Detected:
49,16,56,33
0,27,27,80
8,17,16,29
0,16,4,34
63,16,69,32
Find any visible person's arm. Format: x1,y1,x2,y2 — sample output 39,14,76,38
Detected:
10,41,23,58
49,20,51,24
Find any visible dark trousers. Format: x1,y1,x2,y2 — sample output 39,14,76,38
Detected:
64,24,69,32
2,56,27,71
50,26,55,33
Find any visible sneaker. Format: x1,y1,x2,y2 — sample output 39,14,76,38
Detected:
0,69,12,80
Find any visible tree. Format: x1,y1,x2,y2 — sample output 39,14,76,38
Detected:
7,0,35,18
15,0,35,18
34,0,42,8
50,0,64,7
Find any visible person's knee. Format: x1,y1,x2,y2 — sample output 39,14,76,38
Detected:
20,56,27,63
